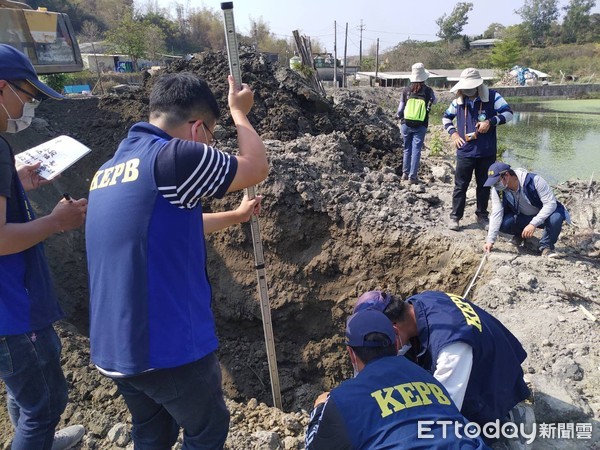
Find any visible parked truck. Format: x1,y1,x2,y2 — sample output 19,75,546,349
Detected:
0,0,82,73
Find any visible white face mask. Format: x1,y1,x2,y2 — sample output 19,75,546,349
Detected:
2,85,38,133
462,88,478,97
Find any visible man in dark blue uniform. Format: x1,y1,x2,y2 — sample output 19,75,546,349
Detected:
0,44,86,449
86,72,268,448
355,290,534,448
305,309,489,449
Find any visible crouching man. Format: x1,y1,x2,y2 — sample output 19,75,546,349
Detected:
483,161,570,258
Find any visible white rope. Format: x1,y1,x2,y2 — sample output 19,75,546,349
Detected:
462,252,489,299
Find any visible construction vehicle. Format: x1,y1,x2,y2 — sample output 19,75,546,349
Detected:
0,0,83,74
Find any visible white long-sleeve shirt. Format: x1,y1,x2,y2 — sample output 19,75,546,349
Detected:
486,168,558,244
433,342,473,410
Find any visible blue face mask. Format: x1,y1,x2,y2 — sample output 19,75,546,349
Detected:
495,178,507,191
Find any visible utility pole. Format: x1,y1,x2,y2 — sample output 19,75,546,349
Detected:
375,38,379,87
358,19,365,69
343,22,348,88
333,21,337,87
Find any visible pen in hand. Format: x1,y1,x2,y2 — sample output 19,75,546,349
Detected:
63,193,73,203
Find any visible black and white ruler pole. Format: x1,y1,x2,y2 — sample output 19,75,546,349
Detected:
221,1,282,410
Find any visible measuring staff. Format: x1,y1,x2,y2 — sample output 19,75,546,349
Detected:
221,1,283,409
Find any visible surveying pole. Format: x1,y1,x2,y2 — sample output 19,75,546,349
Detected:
220,1,283,410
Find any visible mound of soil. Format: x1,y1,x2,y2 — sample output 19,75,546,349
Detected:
1,50,599,449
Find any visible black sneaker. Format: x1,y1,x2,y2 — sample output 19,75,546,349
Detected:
476,216,489,230
448,219,460,231
401,173,409,181
511,235,524,247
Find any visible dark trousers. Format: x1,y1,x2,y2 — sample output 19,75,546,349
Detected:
1,325,68,450
112,352,229,450
451,154,496,220
500,211,565,251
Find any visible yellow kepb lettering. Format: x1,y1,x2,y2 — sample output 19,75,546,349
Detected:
89,170,103,191
98,167,115,189
371,387,406,418
447,293,482,332
109,163,125,185
395,383,423,409
411,381,434,405
122,158,140,183
428,383,451,405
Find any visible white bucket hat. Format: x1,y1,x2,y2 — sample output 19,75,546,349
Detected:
450,67,484,92
410,62,429,82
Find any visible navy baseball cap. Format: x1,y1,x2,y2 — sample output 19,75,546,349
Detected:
346,309,396,348
0,44,63,99
353,290,392,314
484,161,511,187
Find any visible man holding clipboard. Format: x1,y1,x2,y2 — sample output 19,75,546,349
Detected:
0,44,87,449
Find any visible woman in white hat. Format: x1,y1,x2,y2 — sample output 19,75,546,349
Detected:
442,67,513,231
395,62,436,184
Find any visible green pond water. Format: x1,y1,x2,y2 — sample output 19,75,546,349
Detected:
498,98,600,185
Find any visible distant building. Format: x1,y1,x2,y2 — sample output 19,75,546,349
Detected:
469,38,501,49
355,68,500,88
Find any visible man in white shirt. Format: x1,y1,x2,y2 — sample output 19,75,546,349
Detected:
483,162,569,258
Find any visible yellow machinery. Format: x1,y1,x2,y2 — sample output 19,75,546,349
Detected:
0,0,83,73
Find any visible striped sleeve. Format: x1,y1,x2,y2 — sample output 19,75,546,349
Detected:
491,92,513,125
154,139,238,209
305,397,352,450
442,100,458,135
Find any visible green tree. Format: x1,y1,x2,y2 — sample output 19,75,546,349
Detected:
489,39,522,69
482,23,506,39
140,12,179,53
186,7,225,52
435,2,473,41
516,0,559,46
562,0,596,43
105,11,147,70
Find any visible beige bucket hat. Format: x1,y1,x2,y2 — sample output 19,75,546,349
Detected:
450,67,484,92
410,62,430,82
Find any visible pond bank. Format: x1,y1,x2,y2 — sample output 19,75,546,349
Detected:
495,83,600,98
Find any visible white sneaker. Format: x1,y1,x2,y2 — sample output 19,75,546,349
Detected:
52,425,85,450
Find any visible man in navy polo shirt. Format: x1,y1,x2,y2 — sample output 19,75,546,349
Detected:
442,68,513,231
305,309,489,449
85,72,268,448
0,44,87,449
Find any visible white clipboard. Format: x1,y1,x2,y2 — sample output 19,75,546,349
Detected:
15,135,92,180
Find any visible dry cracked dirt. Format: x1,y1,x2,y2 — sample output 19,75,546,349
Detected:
1,50,599,449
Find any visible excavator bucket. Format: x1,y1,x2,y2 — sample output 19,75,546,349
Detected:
0,0,83,74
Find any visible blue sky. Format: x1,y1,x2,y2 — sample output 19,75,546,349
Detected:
140,0,600,54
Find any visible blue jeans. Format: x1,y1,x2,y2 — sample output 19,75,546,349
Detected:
112,352,229,450
0,325,68,449
451,154,497,220
500,211,564,250
401,124,427,180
